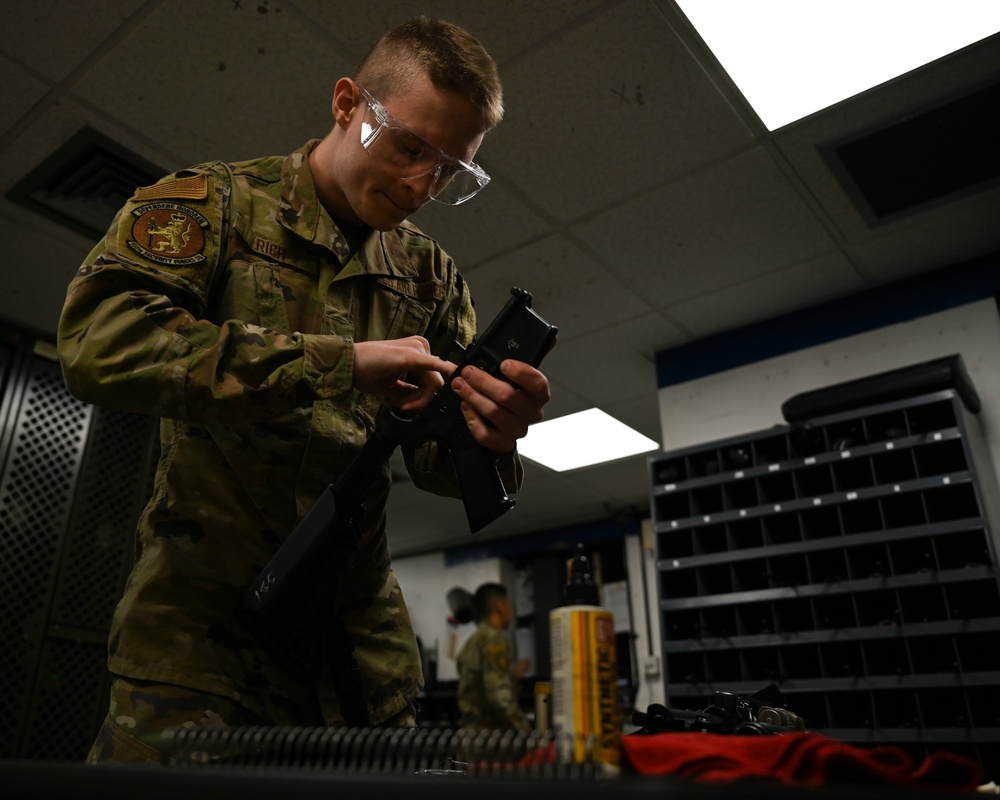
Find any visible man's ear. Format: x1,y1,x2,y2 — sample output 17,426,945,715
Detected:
332,77,360,131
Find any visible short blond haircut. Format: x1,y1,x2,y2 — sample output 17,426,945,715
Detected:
354,16,504,133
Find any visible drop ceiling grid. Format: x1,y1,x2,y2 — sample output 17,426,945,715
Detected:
289,0,616,66
67,1,348,166
540,312,688,409
570,146,841,312
771,34,1000,250
600,391,664,445
1,0,148,85
0,57,50,150
461,232,653,345
849,189,1000,285
511,465,625,528
481,0,756,223
667,251,868,339
404,182,555,272
566,454,652,508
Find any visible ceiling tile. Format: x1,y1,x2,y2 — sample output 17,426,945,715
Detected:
2,0,148,83
530,380,590,426
0,56,50,132
289,0,613,65
603,392,665,444
0,98,174,228
541,313,683,408
486,0,754,220
70,2,349,165
573,147,838,310
773,34,1000,246
668,251,868,337
407,180,553,269
852,188,1000,284
565,455,652,513
510,468,622,530
462,233,651,343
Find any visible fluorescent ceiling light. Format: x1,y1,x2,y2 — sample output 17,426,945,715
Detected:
676,0,1000,130
517,408,659,472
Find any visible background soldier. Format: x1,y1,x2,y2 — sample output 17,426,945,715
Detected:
456,583,531,732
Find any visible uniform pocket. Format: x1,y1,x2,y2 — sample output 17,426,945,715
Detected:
374,277,440,342
253,263,292,333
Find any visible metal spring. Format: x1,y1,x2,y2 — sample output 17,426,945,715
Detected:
162,725,608,779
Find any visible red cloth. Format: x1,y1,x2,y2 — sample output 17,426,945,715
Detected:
622,731,982,791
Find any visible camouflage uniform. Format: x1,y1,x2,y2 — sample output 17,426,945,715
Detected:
85,676,271,765
58,140,521,756
456,621,529,732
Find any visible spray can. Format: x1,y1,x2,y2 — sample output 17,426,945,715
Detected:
534,681,552,732
549,545,621,768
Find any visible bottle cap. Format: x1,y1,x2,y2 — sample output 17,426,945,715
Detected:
564,544,600,606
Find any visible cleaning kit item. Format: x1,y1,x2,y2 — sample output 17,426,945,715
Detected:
549,544,621,768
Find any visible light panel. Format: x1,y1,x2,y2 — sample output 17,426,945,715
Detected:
676,0,1000,130
518,408,659,472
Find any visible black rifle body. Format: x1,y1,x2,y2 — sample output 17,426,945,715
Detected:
243,287,557,624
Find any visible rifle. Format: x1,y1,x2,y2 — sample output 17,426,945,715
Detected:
242,287,557,625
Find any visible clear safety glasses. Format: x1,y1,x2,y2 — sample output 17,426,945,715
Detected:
358,86,490,206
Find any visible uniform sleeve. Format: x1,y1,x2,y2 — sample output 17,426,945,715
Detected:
57,168,353,423
480,634,530,731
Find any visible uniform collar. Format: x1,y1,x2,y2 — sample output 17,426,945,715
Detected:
278,140,419,278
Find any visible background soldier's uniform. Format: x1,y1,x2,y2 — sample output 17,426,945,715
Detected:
58,139,522,762
456,620,530,732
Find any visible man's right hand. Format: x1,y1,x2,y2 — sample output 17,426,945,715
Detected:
352,336,456,413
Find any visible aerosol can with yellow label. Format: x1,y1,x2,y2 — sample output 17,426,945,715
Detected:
549,545,621,769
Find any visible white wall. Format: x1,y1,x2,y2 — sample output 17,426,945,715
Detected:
657,299,1000,495
393,552,515,682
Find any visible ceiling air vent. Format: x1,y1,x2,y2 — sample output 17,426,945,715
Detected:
821,78,1000,226
6,126,165,240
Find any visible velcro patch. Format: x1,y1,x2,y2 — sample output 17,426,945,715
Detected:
126,202,209,266
486,640,510,672
234,212,286,261
134,175,208,202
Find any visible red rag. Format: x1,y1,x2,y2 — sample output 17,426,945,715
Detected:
621,731,982,790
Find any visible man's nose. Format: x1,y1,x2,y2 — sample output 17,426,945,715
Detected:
401,167,440,203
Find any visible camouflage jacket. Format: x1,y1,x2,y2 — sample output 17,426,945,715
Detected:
58,140,521,726
456,621,529,732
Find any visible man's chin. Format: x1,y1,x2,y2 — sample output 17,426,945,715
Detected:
354,207,400,232
362,196,414,230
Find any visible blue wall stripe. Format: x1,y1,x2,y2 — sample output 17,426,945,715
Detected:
442,515,639,567
655,252,1000,389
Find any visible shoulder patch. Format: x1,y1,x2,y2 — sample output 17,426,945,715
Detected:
486,640,510,672
126,203,209,266
134,175,208,202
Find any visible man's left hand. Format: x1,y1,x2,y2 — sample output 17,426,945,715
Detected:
449,359,551,454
